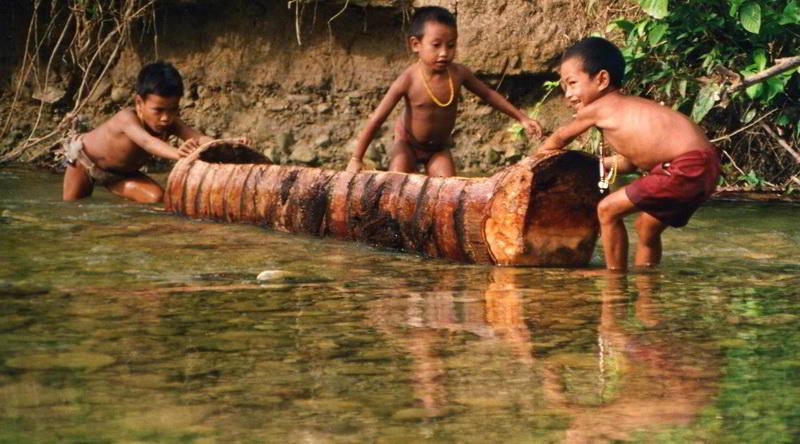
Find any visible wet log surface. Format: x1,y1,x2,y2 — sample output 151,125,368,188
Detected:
165,140,602,266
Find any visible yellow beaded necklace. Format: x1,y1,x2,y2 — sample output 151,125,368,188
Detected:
419,65,454,107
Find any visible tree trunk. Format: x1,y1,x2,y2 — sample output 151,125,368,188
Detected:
165,139,602,266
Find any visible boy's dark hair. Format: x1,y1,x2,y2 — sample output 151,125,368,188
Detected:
136,61,184,98
409,6,456,39
562,37,625,89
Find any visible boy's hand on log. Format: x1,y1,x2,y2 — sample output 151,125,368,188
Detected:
233,136,253,146
178,138,201,157
346,157,363,174
522,117,544,140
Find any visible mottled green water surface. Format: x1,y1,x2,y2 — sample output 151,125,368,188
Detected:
1,166,799,443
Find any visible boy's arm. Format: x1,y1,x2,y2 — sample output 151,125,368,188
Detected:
347,75,408,173
171,119,215,156
173,119,212,144
122,113,187,160
460,66,543,138
538,106,598,152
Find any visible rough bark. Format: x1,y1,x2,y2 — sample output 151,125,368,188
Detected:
165,140,602,266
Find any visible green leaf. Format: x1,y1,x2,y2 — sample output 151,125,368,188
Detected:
638,0,669,19
608,19,635,33
779,1,800,25
743,108,757,124
738,170,763,187
635,20,650,38
728,0,747,17
746,82,764,99
740,2,762,34
753,49,767,71
691,83,722,122
643,70,668,83
648,22,669,46
764,75,790,102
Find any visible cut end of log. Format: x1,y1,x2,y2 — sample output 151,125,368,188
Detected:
484,151,601,267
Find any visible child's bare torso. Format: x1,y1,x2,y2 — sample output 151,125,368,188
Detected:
596,93,713,170
81,108,167,172
399,63,466,148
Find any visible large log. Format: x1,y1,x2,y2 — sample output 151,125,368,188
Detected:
165,139,602,266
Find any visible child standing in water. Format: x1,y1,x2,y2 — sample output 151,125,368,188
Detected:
538,37,720,271
62,61,248,203
347,6,542,177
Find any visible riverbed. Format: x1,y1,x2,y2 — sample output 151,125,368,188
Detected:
1,165,799,442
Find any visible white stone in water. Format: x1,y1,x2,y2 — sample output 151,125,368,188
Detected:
256,270,285,281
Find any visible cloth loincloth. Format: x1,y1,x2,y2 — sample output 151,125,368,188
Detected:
62,135,130,186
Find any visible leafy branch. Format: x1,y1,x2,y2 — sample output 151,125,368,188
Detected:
610,0,800,190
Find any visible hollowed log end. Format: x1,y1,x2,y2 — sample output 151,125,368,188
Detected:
192,139,271,165
484,150,601,267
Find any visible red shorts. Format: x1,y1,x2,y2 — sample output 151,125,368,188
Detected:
625,148,720,227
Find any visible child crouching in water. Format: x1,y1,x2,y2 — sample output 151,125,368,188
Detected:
347,6,542,177
538,37,720,271
62,61,249,203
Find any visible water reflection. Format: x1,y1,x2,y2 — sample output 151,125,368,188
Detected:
2,167,799,442
368,268,720,439
550,272,720,442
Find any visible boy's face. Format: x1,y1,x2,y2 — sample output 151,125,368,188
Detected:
559,56,609,110
135,93,180,135
411,21,457,72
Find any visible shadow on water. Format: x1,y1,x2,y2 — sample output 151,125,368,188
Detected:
1,166,799,442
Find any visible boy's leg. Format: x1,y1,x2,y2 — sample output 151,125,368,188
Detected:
106,172,164,203
63,164,94,200
425,149,456,177
633,212,668,267
388,140,418,173
596,188,640,271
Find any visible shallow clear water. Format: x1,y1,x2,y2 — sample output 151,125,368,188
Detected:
1,165,799,443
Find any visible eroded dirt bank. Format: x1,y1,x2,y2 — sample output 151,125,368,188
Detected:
1,0,623,174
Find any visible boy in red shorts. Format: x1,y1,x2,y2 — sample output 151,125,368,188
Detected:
538,37,720,271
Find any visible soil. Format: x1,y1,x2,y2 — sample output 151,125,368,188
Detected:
2,0,796,203
0,0,624,175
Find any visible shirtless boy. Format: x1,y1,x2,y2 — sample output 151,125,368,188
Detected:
538,37,720,271
346,6,542,177
63,61,235,203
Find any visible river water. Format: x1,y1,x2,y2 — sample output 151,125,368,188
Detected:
1,165,799,443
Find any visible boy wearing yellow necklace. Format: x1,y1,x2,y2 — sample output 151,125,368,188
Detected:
347,6,542,177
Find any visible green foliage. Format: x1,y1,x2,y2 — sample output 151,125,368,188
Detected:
508,80,560,141
617,0,799,120
614,0,800,190
737,169,765,188
638,0,669,19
